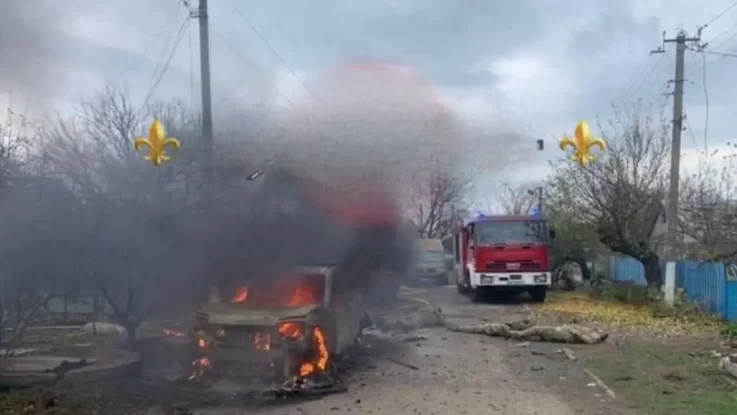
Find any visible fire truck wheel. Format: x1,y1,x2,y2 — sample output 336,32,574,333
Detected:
456,282,467,294
529,286,548,303
469,287,486,303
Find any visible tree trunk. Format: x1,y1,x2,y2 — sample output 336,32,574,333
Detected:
642,254,662,300
124,321,138,351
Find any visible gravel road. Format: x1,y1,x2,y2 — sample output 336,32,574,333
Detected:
192,286,634,415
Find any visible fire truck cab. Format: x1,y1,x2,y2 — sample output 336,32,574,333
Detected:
451,214,555,302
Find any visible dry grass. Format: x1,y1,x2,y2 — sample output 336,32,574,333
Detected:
534,290,724,337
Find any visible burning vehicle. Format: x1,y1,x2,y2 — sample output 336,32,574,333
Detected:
191,266,368,394
189,60,454,394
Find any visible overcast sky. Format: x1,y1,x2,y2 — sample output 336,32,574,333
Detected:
2,0,737,200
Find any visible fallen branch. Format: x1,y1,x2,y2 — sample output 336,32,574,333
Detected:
447,320,608,345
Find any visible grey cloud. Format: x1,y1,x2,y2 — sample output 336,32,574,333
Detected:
0,1,70,105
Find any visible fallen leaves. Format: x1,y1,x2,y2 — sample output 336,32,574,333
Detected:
535,292,722,336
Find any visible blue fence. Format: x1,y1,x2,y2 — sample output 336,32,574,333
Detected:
610,256,737,321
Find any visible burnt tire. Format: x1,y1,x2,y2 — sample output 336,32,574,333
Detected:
529,286,548,303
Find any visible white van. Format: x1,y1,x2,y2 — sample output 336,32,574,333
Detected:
411,238,447,285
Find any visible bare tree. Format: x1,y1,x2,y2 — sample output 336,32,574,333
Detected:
0,174,80,353
679,148,737,260
409,171,471,239
0,105,32,188
40,86,201,349
494,183,537,215
547,104,670,296
0,105,67,355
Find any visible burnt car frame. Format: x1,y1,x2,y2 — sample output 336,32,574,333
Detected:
191,266,366,390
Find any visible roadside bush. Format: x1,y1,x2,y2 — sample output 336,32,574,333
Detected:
590,281,650,305
721,323,737,340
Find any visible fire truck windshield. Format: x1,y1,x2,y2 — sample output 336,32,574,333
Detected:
476,221,547,245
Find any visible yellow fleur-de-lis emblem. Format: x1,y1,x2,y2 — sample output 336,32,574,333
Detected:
134,119,181,166
559,121,607,166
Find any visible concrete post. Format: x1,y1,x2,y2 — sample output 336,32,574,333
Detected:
664,261,676,305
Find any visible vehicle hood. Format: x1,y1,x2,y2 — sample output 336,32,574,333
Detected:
198,302,321,326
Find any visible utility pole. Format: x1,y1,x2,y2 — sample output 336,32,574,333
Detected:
651,29,702,258
531,139,544,217
192,0,214,211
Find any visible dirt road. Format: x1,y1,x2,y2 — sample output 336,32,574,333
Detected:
193,286,632,415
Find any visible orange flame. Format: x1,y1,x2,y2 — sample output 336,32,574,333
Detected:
229,276,323,308
298,326,329,377
286,283,321,307
189,357,211,381
279,322,305,339
232,286,248,303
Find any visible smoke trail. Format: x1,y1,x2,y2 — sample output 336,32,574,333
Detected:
0,1,66,106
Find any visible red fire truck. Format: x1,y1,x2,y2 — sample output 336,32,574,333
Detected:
451,214,555,302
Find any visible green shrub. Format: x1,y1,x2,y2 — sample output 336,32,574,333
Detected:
591,281,650,306
721,323,737,339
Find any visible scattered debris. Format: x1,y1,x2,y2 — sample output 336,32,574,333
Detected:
383,356,419,371
401,335,427,343
515,341,530,348
369,303,445,333
271,373,348,397
559,348,577,361
584,368,616,399
661,370,687,381
448,320,608,344
718,355,737,380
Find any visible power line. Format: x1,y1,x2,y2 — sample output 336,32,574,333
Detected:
688,80,737,119
683,113,700,149
224,0,320,102
209,27,297,107
613,56,657,104
702,21,737,47
621,51,670,105
137,18,190,116
149,9,189,87
696,49,737,58
701,0,737,28
112,2,182,84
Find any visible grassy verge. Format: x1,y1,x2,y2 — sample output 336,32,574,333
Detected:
585,342,737,415
536,289,724,336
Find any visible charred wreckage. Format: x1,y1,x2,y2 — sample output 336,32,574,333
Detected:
189,168,412,396
186,60,450,397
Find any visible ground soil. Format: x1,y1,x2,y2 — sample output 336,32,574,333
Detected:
5,286,731,414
